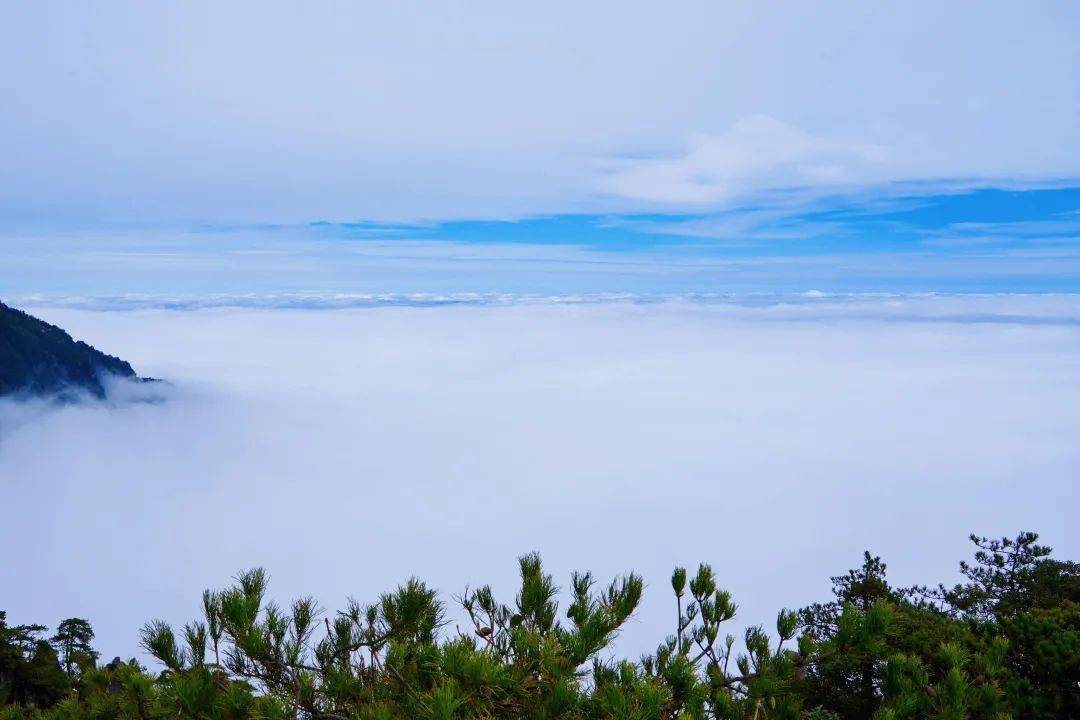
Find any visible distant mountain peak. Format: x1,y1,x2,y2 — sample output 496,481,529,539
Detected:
0,300,143,400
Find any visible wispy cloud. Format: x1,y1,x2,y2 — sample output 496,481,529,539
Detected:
603,116,893,206
3,187,1080,297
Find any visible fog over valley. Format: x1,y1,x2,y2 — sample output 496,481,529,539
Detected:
2,297,1076,661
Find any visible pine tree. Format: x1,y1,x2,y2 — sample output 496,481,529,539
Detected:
51,619,98,682
0,530,1075,720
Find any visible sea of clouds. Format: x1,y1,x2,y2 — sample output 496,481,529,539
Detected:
1,295,1077,662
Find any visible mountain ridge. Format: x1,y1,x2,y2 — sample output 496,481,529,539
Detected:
0,300,141,399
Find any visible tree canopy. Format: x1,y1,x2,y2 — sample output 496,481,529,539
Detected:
2,532,1076,720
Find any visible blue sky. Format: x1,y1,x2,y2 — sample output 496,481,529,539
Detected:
324,186,1080,256
3,185,1079,299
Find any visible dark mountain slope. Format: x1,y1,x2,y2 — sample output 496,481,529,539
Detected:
0,300,139,399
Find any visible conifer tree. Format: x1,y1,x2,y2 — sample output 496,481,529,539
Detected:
1,530,1076,720
51,619,98,681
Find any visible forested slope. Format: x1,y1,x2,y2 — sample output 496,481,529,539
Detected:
0,301,138,399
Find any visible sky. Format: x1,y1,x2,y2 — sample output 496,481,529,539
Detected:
4,186,1080,299
1,1,1079,297
1,1,1080,665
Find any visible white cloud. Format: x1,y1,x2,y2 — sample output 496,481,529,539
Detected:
604,116,891,205
1,298,1078,662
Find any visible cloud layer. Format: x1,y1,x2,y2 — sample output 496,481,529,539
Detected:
2,2,1077,224
2,298,1077,662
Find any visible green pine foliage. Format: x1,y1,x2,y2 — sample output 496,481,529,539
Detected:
1,532,1076,720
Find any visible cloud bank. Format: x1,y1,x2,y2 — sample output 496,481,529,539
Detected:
2,2,1077,224
1,298,1077,662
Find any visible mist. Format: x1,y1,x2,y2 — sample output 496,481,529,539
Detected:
1,297,1077,663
